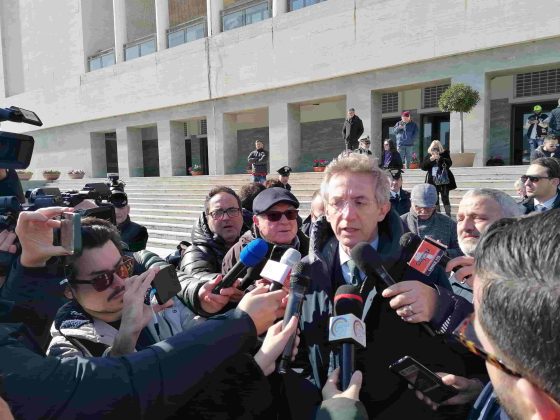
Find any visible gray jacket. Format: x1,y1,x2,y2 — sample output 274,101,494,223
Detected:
248,149,268,174
400,211,462,258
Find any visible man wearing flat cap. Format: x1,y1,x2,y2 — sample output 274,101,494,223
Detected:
110,190,148,252
277,166,292,191
387,169,411,216
222,187,309,273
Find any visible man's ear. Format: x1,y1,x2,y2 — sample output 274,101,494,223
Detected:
377,202,391,222
252,214,259,228
516,378,560,420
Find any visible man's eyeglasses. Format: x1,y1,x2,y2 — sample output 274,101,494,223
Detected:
328,198,374,213
259,209,299,222
453,314,522,378
67,256,135,292
208,207,241,220
521,175,552,183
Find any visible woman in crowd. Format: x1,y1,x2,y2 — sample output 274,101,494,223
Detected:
380,139,403,170
421,140,456,217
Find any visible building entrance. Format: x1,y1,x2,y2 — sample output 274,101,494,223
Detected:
512,101,557,165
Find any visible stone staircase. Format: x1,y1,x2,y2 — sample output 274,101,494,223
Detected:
48,166,526,257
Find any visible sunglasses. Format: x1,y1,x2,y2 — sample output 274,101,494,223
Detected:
520,175,552,183
209,207,241,220
68,256,135,292
260,209,299,222
453,314,521,378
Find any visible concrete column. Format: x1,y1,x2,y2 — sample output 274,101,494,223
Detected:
113,0,127,63
207,110,237,175
157,120,186,176
207,0,223,37
90,132,108,178
449,73,489,166
155,0,169,52
346,88,372,143
116,127,144,177
371,92,383,160
269,103,301,171
0,9,6,98
272,0,288,17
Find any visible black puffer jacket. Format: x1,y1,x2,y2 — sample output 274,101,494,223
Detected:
178,212,247,316
420,150,457,190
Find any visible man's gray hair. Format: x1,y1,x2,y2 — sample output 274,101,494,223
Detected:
320,154,390,206
461,188,523,218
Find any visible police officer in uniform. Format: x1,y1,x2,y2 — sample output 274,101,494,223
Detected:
110,190,149,252
277,166,292,191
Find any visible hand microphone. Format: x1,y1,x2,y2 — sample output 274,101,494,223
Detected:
264,248,302,292
329,285,366,390
212,238,269,294
350,242,435,336
277,261,311,375
399,232,464,276
238,263,265,291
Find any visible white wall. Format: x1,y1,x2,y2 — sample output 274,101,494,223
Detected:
2,0,560,133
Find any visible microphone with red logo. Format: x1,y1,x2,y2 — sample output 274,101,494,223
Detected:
329,285,366,391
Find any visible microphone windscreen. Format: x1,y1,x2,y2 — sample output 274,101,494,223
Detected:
280,248,302,267
399,232,422,250
350,242,384,274
334,285,363,318
289,261,311,288
239,238,269,267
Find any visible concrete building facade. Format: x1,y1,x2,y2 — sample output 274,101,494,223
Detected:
1,0,560,177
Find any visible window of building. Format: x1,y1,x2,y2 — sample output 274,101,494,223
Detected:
124,35,156,61
222,0,270,31
289,0,326,12
168,18,206,48
382,92,399,114
88,49,115,72
515,69,560,98
423,84,450,109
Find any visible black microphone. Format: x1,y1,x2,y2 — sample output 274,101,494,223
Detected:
330,285,366,390
399,232,464,274
277,261,311,375
212,238,269,294
350,242,435,336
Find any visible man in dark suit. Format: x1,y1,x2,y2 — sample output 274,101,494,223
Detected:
342,108,364,151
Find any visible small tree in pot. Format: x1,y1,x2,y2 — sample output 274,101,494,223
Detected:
438,83,480,154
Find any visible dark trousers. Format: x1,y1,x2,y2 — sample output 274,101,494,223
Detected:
435,184,450,206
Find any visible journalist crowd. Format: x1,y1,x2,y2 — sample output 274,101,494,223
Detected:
0,101,558,420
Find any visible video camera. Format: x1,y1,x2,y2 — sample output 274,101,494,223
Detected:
0,106,42,170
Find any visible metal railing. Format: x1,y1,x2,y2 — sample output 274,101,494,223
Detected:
222,0,271,32
167,17,206,48
87,48,115,72
124,34,156,61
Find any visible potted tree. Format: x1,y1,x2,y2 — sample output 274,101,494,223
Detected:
42,170,61,181
16,170,33,181
438,83,480,167
68,169,85,179
190,164,204,176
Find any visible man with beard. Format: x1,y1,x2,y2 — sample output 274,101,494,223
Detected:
179,186,247,317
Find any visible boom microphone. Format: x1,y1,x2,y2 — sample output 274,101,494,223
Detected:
277,261,311,374
350,242,435,336
329,285,366,390
212,238,268,294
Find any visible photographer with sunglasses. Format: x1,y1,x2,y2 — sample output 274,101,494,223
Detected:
222,187,309,277
521,157,560,214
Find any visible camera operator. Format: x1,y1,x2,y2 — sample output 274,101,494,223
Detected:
110,190,148,252
0,206,297,419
